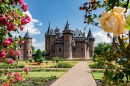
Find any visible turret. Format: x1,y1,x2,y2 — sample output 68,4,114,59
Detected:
45,22,51,56
63,20,73,59
24,30,32,60
87,29,95,58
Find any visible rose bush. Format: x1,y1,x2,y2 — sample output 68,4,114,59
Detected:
0,0,30,85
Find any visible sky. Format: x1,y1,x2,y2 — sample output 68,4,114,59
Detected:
12,0,130,51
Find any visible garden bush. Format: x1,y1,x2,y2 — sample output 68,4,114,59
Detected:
18,64,25,68
51,62,72,68
89,63,106,69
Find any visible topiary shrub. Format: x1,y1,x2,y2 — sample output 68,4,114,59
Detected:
18,64,25,68
57,62,72,68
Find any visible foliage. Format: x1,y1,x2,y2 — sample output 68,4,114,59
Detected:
89,63,106,69
80,0,130,85
94,42,109,55
93,53,98,62
32,46,36,53
52,62,72,68
18,64,25,68
0,0,31,84
34,49,43,62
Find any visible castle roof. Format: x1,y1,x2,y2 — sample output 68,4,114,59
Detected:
64,20,71,31
51,29,56,35
87,29,94,40
57,33,63,38
73,29,84,37
47,21,51,34
24,30,32,38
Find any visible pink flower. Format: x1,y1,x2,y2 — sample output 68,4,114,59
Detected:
22,3,28,12
10,78,15,83
8,59,15,64
4,37,13,46
7,22,15,32
18,0,24,4
21,15,31,25
0,51,6,59
18,39,25,44
10,50,15,56
20,27,23,31
15,76,22,82
4,40,10,46
2,14,5,18
14,72,20,77
24,67,29,72
8,37,13,43
13,12,19,17
16,51,22,56
7,16,12,20
7,72,12,76
2,83,9,86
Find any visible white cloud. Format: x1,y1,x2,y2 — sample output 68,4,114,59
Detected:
92,31,113,47
37,23,42,26
32,39,45,51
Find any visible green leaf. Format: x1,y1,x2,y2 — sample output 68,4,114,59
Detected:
18,11,23,16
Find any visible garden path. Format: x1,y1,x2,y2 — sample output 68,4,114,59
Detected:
50,61,97,86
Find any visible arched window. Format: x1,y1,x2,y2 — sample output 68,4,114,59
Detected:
30,51,31,54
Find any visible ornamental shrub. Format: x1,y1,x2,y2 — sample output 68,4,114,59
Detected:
18,64,25,68
57,62,72,68
35,49,43,62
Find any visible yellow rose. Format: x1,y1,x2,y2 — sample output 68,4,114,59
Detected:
91,0,95,2
97,6,128,37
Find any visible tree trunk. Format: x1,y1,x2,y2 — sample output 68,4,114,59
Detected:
62,62,63,68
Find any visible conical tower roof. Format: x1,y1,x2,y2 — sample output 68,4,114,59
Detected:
24,30,32,38
64,20,71,31
87,29,93,40
47,21,51,34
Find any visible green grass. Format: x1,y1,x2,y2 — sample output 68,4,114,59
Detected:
0,72,65,79
18,61,79,68
14,72,65,78
92,72,103,79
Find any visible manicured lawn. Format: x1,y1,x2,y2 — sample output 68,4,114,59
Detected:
18,61,79,68
92,72,103,79
1,72,65,79
86,60,95,65
14,72,65,77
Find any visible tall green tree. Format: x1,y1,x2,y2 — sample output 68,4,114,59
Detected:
94,42,108,55
35,49,43,62
32,46,36,53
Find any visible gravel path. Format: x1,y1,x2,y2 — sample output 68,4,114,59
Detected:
50,61,97,86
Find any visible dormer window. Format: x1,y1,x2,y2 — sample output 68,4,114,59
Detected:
79,34,81,36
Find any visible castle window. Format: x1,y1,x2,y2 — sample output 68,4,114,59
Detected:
81,48,83,52
59,48,61,52
30,51,31,54
81,42,82,45
26,51,28,55
76,42,77,45
59,44,61,47
74,48,76,52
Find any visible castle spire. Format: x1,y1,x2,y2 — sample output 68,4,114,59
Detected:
24,30,31,38
47,21,51,34
64,20,71,31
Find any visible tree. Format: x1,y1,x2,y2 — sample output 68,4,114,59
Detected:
93,53,98,62
55,57,59,71
61,58,64,68
94,42,108,55
42,50,46,53
45,61,48,68
35,49,43,62
80,0,130,85
52,58,56,68
32,46,36,53
29,59,33,68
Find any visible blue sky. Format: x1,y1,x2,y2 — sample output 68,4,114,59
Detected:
16,0,114,50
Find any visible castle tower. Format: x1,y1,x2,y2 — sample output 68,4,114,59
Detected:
63,21,73,59
45,22,52,58
24,30,32,60
87,29,95,58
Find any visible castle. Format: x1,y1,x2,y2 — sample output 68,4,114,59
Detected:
45,21,95,59
11,30,32,60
